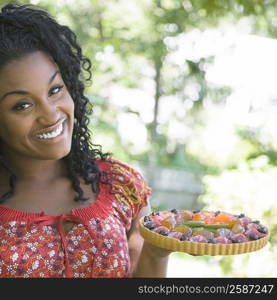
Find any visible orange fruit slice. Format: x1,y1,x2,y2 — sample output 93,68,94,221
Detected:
213,213,233,224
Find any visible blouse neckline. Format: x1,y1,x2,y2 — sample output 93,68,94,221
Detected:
0,159,113,221
0,181,107,221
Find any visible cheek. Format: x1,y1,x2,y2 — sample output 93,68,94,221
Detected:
0,126,21,150
2,129,24,144
59,94,75,133
65,95,75,127
69,96,75,113
0,117,30,143
63,92,75,113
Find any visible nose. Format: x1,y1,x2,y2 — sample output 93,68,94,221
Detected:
36,98,61,126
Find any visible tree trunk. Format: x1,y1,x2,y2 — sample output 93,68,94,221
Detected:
151,58,162,147
148,57,162,187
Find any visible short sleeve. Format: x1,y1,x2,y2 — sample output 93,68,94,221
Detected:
98,158,152,230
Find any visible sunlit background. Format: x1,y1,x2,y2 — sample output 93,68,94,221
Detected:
2,0,277,277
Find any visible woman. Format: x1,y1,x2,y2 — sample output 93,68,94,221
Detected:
0,3,170,278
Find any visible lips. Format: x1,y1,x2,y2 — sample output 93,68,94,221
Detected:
34,118,66,137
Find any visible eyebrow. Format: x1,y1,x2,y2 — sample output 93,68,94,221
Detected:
0,70,60,102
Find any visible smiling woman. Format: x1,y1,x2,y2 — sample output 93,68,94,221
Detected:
0,3,172,278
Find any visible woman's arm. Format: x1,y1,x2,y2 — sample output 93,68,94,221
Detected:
127,202,172,278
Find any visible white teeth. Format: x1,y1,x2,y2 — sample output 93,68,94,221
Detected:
36,122,64,140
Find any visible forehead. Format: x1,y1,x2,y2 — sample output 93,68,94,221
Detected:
0,51,58,91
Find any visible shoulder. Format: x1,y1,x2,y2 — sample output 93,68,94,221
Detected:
96,157,152,219
95,157,143,179
96,157,150,192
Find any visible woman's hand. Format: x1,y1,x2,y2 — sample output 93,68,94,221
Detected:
132,241,171,277
142,240,172,259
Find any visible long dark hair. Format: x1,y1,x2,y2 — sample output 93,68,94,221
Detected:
0,3,112,203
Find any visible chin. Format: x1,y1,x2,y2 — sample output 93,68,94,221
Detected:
41,145,72,161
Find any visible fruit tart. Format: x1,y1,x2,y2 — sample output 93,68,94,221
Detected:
139,209,269,255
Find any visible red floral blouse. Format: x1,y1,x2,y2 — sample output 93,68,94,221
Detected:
0,158,151,278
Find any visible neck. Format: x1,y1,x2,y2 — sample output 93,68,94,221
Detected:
0,154,68,184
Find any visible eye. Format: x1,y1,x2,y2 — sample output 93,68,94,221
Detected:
49,85,64,96
11,85,65,111
12,102,32,111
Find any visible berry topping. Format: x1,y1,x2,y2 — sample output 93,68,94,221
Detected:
151,211,160,216
144,216,151,223
248,233,259,240
208,239,215,243
168,232,183,239
144,222,158,230
217,228,232,238
179,234,190,241
153,226,170,235
231,224,245,234
142,209,267,245
213,236,232,244
190,235,208,243
245,228,265,240
230,233,249,243
257,226,268,234
239,217,252,227
252,220,260,225
159,230,169,236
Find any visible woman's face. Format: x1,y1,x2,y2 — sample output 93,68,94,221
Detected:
0,51,75,161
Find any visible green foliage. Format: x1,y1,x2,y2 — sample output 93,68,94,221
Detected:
219,256,235,276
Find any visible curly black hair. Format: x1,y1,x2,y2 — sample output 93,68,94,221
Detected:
0,3,112,203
